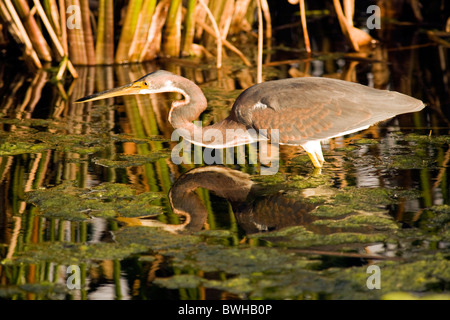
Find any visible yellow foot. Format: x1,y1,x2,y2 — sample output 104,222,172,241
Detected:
302,140,325,169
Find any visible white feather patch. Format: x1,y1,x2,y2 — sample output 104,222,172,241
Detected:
253,102,267,110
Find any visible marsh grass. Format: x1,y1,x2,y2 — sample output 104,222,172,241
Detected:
1,0,424,74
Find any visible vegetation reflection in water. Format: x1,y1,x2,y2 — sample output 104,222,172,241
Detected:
1,45,450,300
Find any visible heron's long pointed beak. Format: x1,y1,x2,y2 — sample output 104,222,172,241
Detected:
75,81,147,103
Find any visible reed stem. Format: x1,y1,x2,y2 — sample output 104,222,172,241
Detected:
115,0,143,63
195,16,251,66
15,0,53,61
65,0,87,65
139,0,170,62
198,0,222,68
58,0,68,54
299,0,311,53
34,0,78,76
129,0,157,61
163,0,182,57
0,0,42,68
80,0,95,65
96,0,114,64
256,0,263,83
182,0,197,56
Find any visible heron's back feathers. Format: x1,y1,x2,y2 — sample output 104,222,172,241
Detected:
232,77,424,145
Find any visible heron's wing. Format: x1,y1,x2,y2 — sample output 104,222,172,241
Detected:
233,78,424,145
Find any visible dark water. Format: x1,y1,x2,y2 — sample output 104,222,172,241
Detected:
0,25,449,300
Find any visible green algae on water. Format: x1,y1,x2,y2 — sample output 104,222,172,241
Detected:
0,130,106,156
6,242,147,265
154,274,205,289
248,225,386,248
312,214,398,230
404,133,450,145
389,154,434,169
93,151,170,168
289,173,333,189
0,140,51,156
18,282,68,297
332,253,450,299
112,133,169,144
309,186,416,219
114,226,202,251
352,138,379,145
26,182,164,221
311,205,354,217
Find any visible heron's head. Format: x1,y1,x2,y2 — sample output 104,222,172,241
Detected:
75,70,181,103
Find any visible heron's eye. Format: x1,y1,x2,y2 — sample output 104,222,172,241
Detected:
144,81,148,86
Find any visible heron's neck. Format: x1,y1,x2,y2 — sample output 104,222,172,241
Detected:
167,76,259,148
167,76,207,130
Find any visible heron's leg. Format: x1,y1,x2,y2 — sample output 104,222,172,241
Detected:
301,140,325,168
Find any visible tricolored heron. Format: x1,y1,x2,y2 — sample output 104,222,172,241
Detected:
76,70,425,168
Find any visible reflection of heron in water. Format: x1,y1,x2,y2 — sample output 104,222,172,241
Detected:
76,70,425,168
127,166,319,233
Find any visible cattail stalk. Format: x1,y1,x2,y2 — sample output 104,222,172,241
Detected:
260,0,272,63
14,0,53,61
195,16,251,66
162,0,182,57
256,0,263,83
230,0,252,34
299,0,311,53
65,0,87,65
129,0,157,61
58,0,68,54
198,0,222,68
33,0,78,76
43,0,61,36
1,0,42,68
115,0,143,63
96,0,114,64
139,0,170,62
182,0,196,56
80,0,95,65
